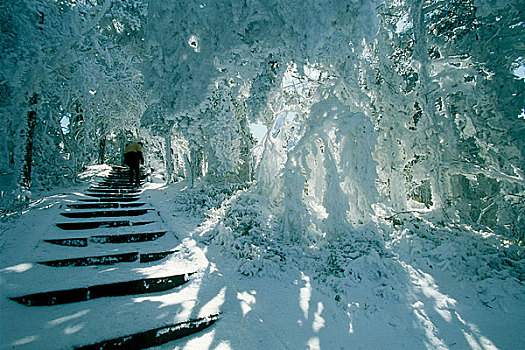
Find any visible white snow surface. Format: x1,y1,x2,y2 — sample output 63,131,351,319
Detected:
0,166,524,350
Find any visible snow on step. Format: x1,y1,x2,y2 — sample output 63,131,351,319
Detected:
102,176,142,180
96,184,143,189
56,219,155,230
84,192,139,198
1,168,219,349
86,188,140,193
44,231,168,247
60,208,155,218
56,201,160,230
100,179,144,183
91,184,139,189
99,181,144,186
84,190,141,196
78,196,140,202
67,202,147,209
55,205,159,229
76,314,220,349
4,233,194,297
10,272,193,306
47,219,165,237
37,250,177,267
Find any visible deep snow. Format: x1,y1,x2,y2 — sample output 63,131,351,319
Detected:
0,165,524,349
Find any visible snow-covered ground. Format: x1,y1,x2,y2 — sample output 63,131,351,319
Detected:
1,166,524,349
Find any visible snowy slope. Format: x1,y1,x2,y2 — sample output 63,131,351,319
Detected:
146,181,525,349
1,168,524,349
0,170,219,349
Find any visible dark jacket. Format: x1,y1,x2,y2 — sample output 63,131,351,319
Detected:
123,143,144,166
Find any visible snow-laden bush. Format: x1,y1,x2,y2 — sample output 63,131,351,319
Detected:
392,218,525,283
385,216,525,311
171,181,250,216
282,210,525,313
0,187,31,217
284,224,409,308
202,189,285,277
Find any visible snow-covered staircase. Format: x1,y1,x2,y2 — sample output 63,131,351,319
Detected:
4,166,219,349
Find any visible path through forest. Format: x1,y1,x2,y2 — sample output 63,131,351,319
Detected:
1,166,523,349
0,167,219,349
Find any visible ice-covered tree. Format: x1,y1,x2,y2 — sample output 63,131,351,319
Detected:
364,0,525,235
0,0,147,210
1,0,523,239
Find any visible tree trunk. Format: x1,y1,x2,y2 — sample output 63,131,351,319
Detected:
0,122,8,173
118,133,126,166
165,132,173,183
411,1,447,217
183,147,202,188
98,136,106,164
183,154,194,187
21,94,38,189
186,147,203,187
184,154,193,188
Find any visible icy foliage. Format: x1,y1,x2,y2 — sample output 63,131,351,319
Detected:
199,187,285,277
364,0,525,238
0,0,147,209
171,181,250,217
132,0,524,298
1,1,523,252
313,223,524,316
170,181,284,276
173,81,255,182
188,182,523,316
259,97,380,242
135,0,525,240
241,0,524,241
1,4,524,343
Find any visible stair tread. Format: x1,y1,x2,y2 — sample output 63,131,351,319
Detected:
60,208,155,218
37,250,178,267
66,202,148,209
43,231,171,248
0,170,220,349
2,245,196,296
10,272,194,306
76,314,220,349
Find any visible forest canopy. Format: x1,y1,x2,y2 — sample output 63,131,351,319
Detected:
0,0,524,240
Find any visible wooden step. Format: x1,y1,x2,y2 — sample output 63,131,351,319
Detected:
85,192,141,198
87,188,140,194
102,178,143,182
76,314,220,349
10,273,194,306
44,231,166,246
140,250,177,263
60,208,154,218
101,180,139,184
37,250,177,267
78,197,140,202
91,185,139,190
106,173,131,177
85,192,139,198
106,174,129,178
38,252,138,266
56,220,155,230
66,202,146,209
97,184,142,189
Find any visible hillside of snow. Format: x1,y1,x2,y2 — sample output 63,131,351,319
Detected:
1,166,523,349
